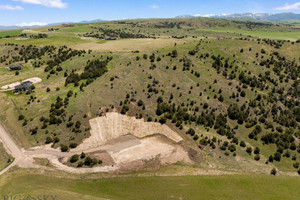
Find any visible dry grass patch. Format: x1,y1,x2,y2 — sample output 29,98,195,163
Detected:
71,38,190,52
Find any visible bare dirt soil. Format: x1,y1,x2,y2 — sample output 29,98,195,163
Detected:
0,113,194,175
76,112,183,151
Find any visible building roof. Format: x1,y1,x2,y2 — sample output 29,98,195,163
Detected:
21,81,31,85
14,81,32,91
105,36,117,40
9,64,23,70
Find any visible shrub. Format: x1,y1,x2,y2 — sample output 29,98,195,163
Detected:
268,155,274,162
70,154,79,163
77,161,84,168
30,127,38,135
171,50,178,58
293,162,299,169
121,105,129,114
84,157,92,166
290,143,296,150
137,100,144,107
274,152,281,161
75,121,81,129
69,143,78,148
220,145,227,151
254,155,260,161
53,137,60,143
193,135,199,141
45,136,53,144
228,144,236,152
285,151,291,158
186,128,195,136
240,141,246,147
80,152,86,159
91,158,98,166
271,168,277,175
66,122,74,128
254,147,260,154
159,117,166,124
246,147,252,155
18,115,25,120
61,145,69,152
240,91,246,97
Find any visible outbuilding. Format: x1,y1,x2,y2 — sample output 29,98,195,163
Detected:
9,64,23,70
14,81,32,92
104,36,117,40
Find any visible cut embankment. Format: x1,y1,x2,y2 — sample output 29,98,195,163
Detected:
75,112,183,151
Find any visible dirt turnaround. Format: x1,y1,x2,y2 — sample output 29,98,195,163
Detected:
1,77,42,91
0,113,196,175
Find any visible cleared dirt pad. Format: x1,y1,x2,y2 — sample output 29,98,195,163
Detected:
86,134,192,172
111,135,191,165
75,112,183,151
1,77,42,90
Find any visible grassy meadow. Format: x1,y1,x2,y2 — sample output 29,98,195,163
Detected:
0,29,22,37
200,28,300,41
0,170,299,200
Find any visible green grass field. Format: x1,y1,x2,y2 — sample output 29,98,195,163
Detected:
57,25,94,33
0,171,299,200
201,28,300,40
0,29,23,37
0,143,13,171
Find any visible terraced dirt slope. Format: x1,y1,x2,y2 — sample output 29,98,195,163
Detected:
76,112,183,151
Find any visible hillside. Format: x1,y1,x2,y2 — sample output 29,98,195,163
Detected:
0,17,299,198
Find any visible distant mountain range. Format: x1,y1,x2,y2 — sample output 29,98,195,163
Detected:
0,19,105,30
176,12,300,21
1,13,300,31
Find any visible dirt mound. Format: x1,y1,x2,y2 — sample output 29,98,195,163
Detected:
75,112,183,151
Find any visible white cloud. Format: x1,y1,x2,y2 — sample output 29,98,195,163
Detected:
194,14,215,17
150,4,159,9
275,2,300,11
16,22,48,27
0,5,23,10
14,0,67,9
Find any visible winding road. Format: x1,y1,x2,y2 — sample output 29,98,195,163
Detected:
0,124,137,175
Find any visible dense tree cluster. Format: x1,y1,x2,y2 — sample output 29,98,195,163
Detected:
83,27,151,39
65,57,112,86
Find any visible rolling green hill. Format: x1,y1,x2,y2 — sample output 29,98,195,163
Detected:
0,17,299,198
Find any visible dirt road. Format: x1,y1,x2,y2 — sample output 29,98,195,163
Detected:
0,124,37,175
0,125,137,175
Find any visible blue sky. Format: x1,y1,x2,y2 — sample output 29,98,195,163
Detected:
0,0,300,26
